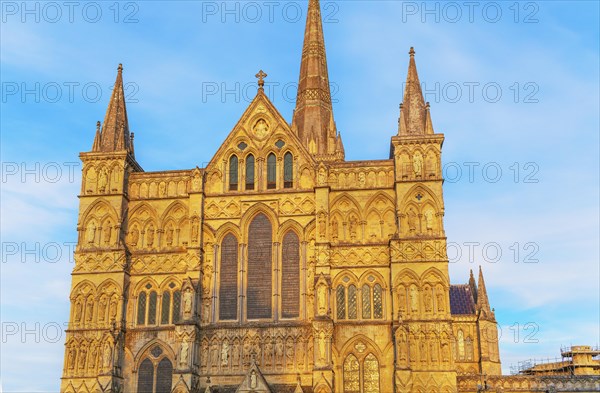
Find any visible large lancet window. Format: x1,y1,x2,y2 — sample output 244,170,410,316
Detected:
267,153,276,189
247,214,273,319
283,152,293,188
245,154,255,190
229,155,239,191
343,353,380,393
281,231,300,318
137,353,173,393
219,234,238,320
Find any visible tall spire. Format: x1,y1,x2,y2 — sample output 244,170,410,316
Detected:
469,268,478,303
292,0,344,161
398,47,433,136
477,266,493,318
97,64,133,154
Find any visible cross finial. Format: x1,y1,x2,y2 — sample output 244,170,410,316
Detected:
409,47,415,57
255,70,267,89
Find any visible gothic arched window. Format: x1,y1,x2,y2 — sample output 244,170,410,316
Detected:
229,155,239,191
148,291,157,325
245,154,255,190
343,353,381,393
362,284,372,319
336,285,346,320
283,152,293,188
247,213,273,319
137,355,173,393
347,285,357,320
137,292,147,325
267,153,277,189
172,290,181,323
160,292,170,325
457,330,465,360
281,231,300,318
373,284,383,319
219,234,238,320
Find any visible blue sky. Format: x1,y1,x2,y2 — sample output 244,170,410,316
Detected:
1,0,599,391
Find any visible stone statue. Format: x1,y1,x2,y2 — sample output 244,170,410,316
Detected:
407,208,417,232
103,224,112,245
210,341,219,368
285,340,294,368
98,297,107,322
201,342,208,367
98,169,108,192
296,341,305,368
317,167,327,185
430,340,438,362
68,348,76,369
331,218,338,239
398,288,406,314
183,289,193,315
232,341,240,367
424,209,434,231
85,299,94,322
191,218,199,243
89,346,97,369
318,332,326,362
166,226,174,245
317,284,327,315
413,154,423,177
441,342,450,362
358,172,366,187
109,298,118,320
436,292,444,312
159,182,166,197
87,222,96,244
265,341,273,367
420,340,427,362
254,119,269,138
399,333,408,361
349,216,357,238
74,300,83,322
103,342,112,369
409,286,418,312
180,341,189,366
243,340,251,365
221,341,229,366
250,370,257,389
275,339,284,366
78,348,87,369
424,291,433,312
129,226,139,246
146,226,155,247
202,268,212,295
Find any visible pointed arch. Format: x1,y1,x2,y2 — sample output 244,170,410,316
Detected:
219,233,238,321
246,213,273,319
159,200,188,226
281,230,300,318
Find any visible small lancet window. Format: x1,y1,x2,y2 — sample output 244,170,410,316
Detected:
284,152,293,188
246,154,255,190
172,290,181,323
137,292,147,325
148,291,157,325
229,155,239,191
161,292,171,324
267,153,276,189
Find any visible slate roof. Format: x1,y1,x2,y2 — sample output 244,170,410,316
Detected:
449,284,477,315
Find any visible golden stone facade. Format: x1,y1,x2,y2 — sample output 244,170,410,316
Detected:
60,1,599,393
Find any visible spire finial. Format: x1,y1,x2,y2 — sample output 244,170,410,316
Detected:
96,121,101,131
255,70,267,90
118,63,123,73
409,47,415,57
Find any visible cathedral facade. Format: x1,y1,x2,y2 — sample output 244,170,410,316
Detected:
60,1,597,393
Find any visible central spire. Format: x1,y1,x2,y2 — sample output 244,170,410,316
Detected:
292,0,344,161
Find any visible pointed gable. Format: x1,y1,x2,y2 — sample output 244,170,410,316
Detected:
235,360,272,393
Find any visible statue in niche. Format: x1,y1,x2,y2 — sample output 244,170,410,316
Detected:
441,342,450,362
78,347,87,369
253,119,269,139
331,218,338,240
424,209,434,232
146,226,155,247
264,341,273,367
202,268,212,295
200,342,208,368
74,300,83,322
89,346,97,369
275,338,283,365
436,292,444,312
398,288,406,315
129,226,139,246
317,166,327,185
180,341,189,367
191,218,199,243
98,169,108,193
349,216,357,238
285,340,294,368
358,172,366,187
318,331,326,362
103,342,112,369
424,290,433,312
250,370,257,389
420,340,427,363
192,172,201,191
210,341,219,368
159,182,166,197
103,224,112,245
243,340,251,365
430,340,438,362
221,341,229,366
68,348,76,369
409,286,418,312
232,341,240,368
87,222,96,244
183,288,193,316
85,299,94,322
202,299,210,324
296,341,305,368
398,333,408,362
317,283,327,315
109,298,118,320
409,339,417,363
407,208,417,233
98,297,107,322
413,154,423,177
318,212,326,238
166,226,174,246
